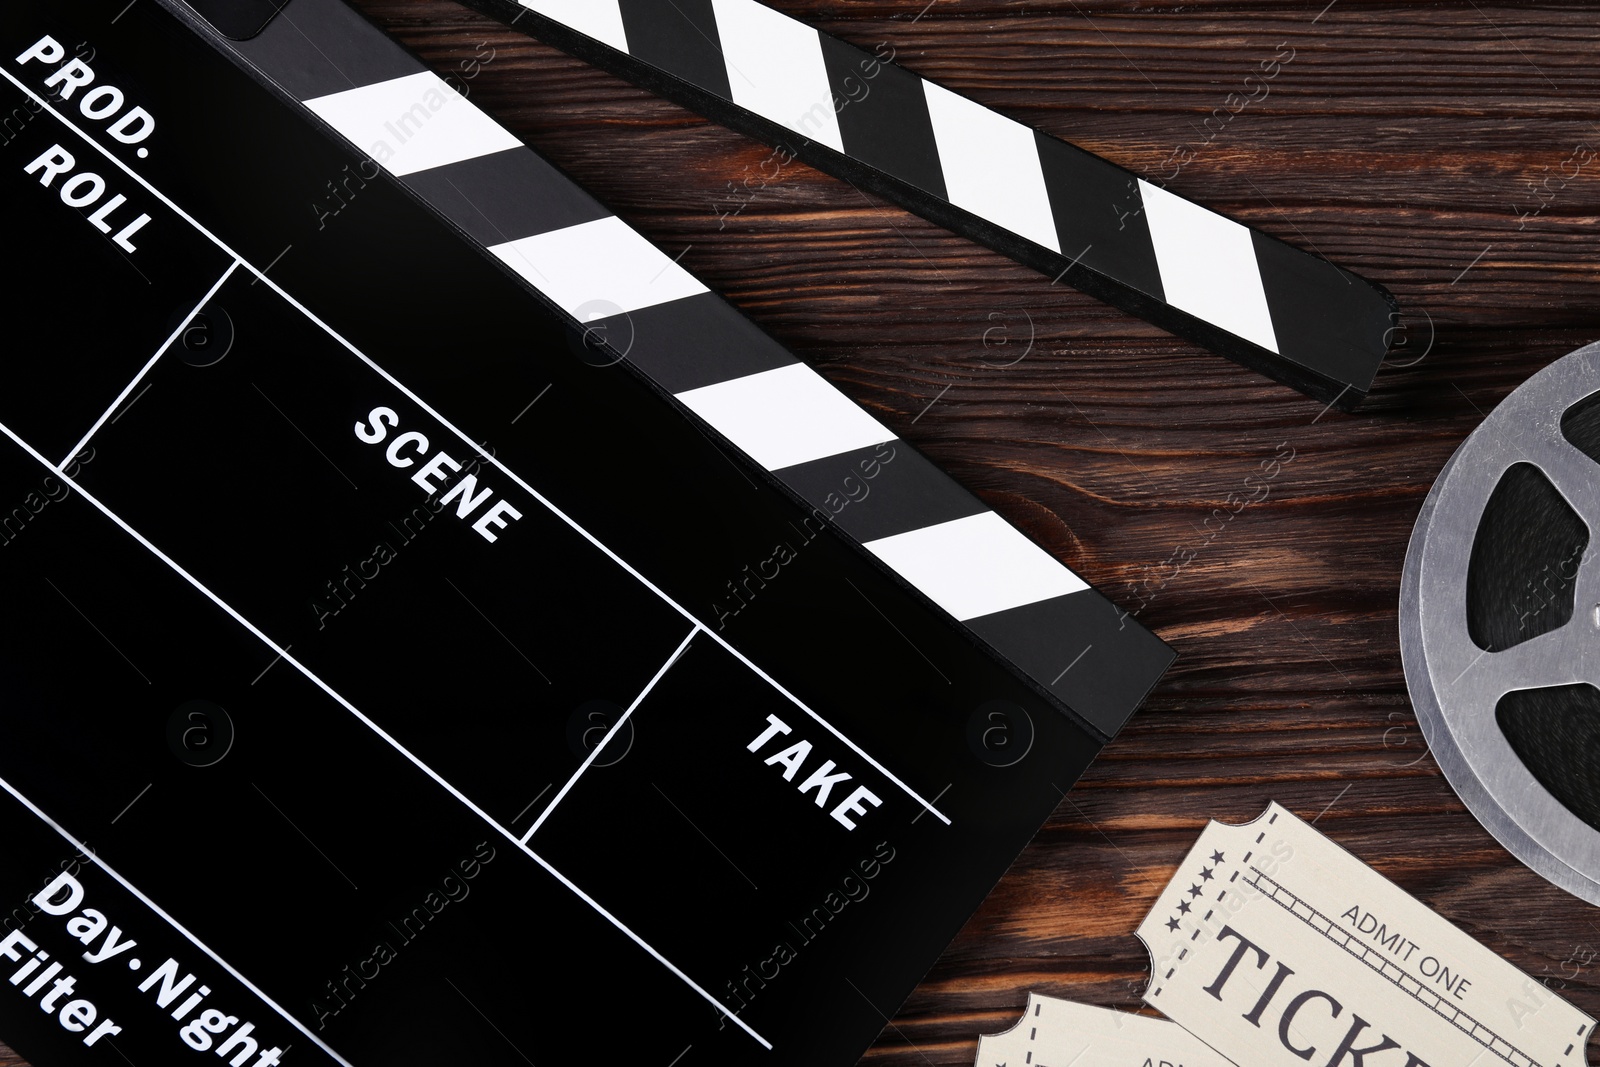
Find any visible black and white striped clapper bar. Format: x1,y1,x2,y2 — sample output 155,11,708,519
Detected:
462,0,1399,411
224,0,1175,738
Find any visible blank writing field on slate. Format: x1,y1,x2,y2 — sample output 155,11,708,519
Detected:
66,273,693,833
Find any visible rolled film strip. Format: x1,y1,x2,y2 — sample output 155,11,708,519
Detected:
461,0,1399,410
1400,342,1600,904
213,0,1173,736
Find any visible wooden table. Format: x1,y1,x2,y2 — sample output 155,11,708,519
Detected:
8,1,1600,1063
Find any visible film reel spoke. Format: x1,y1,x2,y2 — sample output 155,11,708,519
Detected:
1528,437,1600,532
1458,627,1595,705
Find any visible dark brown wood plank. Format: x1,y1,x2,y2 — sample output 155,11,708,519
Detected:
8,2,1600,1064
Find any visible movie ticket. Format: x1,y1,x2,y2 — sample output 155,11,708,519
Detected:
1138,803,1593,1067
976,994,1230,1067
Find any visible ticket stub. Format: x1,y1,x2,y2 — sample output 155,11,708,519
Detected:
1138,803,1593,1067
976,994,1230,1067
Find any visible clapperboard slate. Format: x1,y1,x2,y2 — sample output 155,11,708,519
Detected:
0,2,1172,1064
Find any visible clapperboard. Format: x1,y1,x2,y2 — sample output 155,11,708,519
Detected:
0,2,1172,1065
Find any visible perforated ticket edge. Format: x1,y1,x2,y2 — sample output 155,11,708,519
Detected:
1136,802,1593,1067
975,994,1231,1067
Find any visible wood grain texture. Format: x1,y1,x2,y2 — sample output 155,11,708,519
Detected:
8,2,1600,1064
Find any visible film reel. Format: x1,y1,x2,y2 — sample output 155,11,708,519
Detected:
1401,341,1600,903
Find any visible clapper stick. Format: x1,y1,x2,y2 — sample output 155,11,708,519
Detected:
222,0,1174,738
466,0,1399,411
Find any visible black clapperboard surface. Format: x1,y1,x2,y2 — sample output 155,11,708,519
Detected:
0,2,1174,1065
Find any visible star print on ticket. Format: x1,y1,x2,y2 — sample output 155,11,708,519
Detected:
1137,802,1593,1067
976,995,1230,1067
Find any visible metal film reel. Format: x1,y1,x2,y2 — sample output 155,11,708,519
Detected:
1401,341,1600,904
